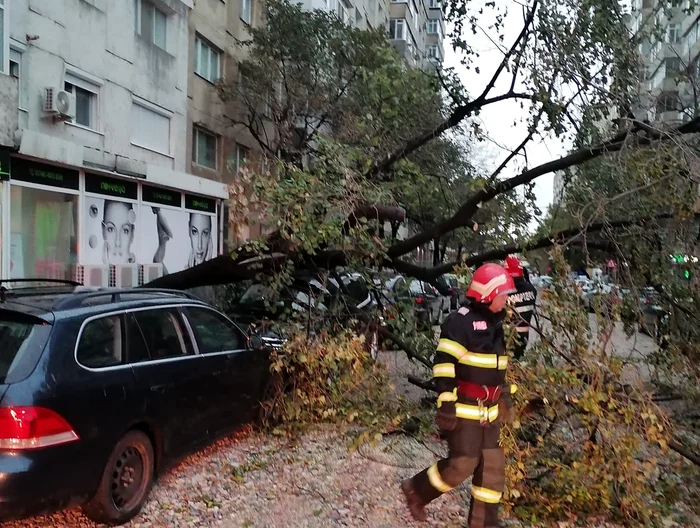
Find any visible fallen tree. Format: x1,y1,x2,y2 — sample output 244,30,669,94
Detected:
142,0,700,523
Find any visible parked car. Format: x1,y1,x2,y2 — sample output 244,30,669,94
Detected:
581,281,626,314
226,271,385,359
638,287,667,339
0,282,271,525
441,273,467,311
382,276,447,328
532,275,553,290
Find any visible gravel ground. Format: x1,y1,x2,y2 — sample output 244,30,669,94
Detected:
4,424,491,528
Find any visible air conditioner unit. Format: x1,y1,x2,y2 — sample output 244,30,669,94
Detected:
139,264,164,286
76,265,110,287
111,264,140,288
43,87,76,120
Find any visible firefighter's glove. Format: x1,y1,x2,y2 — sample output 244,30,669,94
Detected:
498,386,515,425
435,403,458,432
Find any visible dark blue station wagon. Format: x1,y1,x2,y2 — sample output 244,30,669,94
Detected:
0,285,271,525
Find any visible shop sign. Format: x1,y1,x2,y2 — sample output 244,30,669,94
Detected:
85,173,138,200
142,184,182,207
10,158,80,190
185,193,216,214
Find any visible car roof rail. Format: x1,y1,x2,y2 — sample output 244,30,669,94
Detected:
0,278,83,286
0,279,85,303
54,288,202,310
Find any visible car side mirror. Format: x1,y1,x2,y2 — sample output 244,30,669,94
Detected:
248,334,264,350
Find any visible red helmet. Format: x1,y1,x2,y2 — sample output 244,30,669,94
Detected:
505,255,524,278
466,263,516,303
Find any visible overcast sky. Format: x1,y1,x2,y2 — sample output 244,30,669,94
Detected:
443,2,571,219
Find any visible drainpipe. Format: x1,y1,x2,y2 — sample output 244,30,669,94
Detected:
218,199,225,256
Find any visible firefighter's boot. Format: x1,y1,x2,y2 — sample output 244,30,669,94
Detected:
400,479,427,522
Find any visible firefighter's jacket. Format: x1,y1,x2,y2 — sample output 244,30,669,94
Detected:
508,276,537,335
432,301,507,424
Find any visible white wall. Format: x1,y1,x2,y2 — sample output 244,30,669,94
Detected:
7,0,192,174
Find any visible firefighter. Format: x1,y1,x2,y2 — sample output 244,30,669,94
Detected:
505,255,537,361
400,263,517,528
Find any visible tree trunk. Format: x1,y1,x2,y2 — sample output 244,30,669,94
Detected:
433,237,441,266
440,239,448,263
391,221,400,243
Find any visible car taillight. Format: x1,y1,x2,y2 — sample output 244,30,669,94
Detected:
416,297,424,305
448,288,455,295
0,406,79,450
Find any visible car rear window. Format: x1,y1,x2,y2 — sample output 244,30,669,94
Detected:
0,313,46,383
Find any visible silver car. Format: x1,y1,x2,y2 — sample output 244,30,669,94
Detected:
383,276,448,327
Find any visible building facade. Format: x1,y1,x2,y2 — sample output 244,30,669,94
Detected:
389,0,444,69
629,0,700,124
0,0,227,286
299,0,389,30
186,0,268,246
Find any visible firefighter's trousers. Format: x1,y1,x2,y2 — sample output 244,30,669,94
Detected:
410,419,504,528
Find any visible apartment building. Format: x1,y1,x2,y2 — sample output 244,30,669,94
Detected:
629,0,700,124
0,0,227,286
186,0,269,245
389,0,445,69
300,0,389,29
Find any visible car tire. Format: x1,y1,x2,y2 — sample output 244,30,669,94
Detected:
82,430,154,526
435,306,443,326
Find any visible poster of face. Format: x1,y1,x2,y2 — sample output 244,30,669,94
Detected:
83,198,138,265
139,206,216,274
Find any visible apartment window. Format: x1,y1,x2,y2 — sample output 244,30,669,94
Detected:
0,0,6,74
64,73,100,129
411,0,419,31
657,92,679,113
135,0,167,50
667,24,681,44
193,127,218,170
406,39,415,61
194,36,221,83
427,44,439,59
234,143,249,173
390,19,405,40
337,1,349,24
130,98,171,155
666,57,682,75
427,19,438,34
429,0,439,7
241,0,252,25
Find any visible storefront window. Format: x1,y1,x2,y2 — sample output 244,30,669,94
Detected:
0,183,3,277
10,186,78,281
